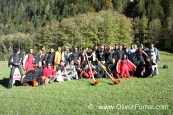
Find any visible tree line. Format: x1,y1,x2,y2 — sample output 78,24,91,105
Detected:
0,0,173,60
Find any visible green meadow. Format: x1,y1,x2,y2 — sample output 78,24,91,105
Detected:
0,51,173,115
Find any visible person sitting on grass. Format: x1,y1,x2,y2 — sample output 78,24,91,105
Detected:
66,60,78,80
56,60,77,81
108,58,119,78
56,60,74,82
56,60,66,82
43,63,56,84
61,66,72,81
75,59,83,79
56,62,72,82
95,60,107,78
83,61,97,79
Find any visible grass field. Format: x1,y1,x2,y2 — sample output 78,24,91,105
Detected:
0,51,173,115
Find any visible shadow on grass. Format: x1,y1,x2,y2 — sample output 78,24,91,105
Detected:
88,82,101,86
88,83,96,86
0,78,9,88
108,82,116,85
0,77,21,88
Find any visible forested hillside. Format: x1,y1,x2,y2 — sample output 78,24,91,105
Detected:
0,0,173,60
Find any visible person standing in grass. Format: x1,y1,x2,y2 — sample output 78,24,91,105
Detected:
8,48,23,89
116,54,136,78
105,45,113,65
133,45,148,77
35,50,45,66
23,48,36,72
128,44,136,63
79,47,88,63
123,45,128,55
63,46,72,65
69,47,79,65
98,46,106,65
147,43,160,76
54,47,64,70
118,45,125,60
88,48,97,65
113,45,119,62
43,48,55,68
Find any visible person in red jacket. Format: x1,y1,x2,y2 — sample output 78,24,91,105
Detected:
43,63,56,84
116,54,136,78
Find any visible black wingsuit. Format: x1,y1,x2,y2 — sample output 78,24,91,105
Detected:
8,53,23,89
22,67,44,86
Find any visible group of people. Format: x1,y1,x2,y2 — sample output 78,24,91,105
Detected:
7,43,160,89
